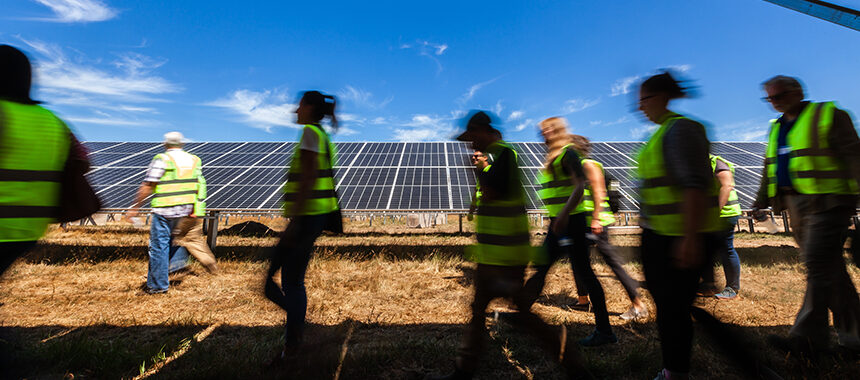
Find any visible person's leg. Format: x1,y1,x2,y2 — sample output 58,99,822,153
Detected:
280,214,328,346
783,194,807,253
173,217,218,271
0,241,38,277
720,216,741,292
456,264,496,375
594,228,640,302
521,218,563,309
569,213,612,336
166,217,189,274
146,214,172,291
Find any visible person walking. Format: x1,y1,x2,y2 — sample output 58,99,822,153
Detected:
467,150,487,221
526,117,618,347
434,111,589,380
635,72,725,380
0,45,80,276
170,170,218,275
129,132,206,294
754,75,860,358
569,134,649,320
700,154,742,300
264,91,343,359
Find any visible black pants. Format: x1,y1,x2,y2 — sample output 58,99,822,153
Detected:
265,213,329,345
524,213,612,334
457,264,585,374
0,241,37,277
574,228,640,302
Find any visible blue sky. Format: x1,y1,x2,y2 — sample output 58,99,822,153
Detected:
2,0,860,143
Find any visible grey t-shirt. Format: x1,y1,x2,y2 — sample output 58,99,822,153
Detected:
663,118,713,190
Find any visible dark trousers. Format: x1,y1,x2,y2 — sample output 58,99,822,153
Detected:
0,241,37,277
574,228,640,302
524,213,612,334
265,213,329,344
787,196,860,350
457,264,584,374
641,228,708,373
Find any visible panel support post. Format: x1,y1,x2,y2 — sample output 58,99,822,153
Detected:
781,211,790,233
747,211,755,234
459,214,463,233
207,210,219,251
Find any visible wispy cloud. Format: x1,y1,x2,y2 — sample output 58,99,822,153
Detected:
459,76,503,104
392,114,456,141
562,98,600,114
336,85,393,109
399,39,449,74
507,110,524,121
716,118,770,141
206,89,296,132
610,64,693,97
631,124,659,139
32,0,117,23
513,118,535,132
589,115,632,127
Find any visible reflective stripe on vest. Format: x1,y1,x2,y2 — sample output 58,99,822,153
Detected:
0,101,70,242
536,144,577,217
765,102,859,198
576,159,616,226
151,151,201,208
283,124,340,215
710,154,742,218
466,141,546,266
636,113,722,236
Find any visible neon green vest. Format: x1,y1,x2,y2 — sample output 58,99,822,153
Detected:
466,141,545,266
283,124,340,215
194,174,207,217
636,113,722,236
0,101,69,242
151,151,202,208
537,144,578,217
577,159,616,226
765,102,859,198
709,155,742,218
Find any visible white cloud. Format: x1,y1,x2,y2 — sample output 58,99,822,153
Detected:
611,75,640,97
336,85,393,109
33,0,117,23
631,124,659,139
507,110,524,121
399,39,449,74
493,100,503,115
206,89,296,132
65,116,152,126
459,76,502,104
392,114,456,141
716,118,770,141
514,118,535,132
562,98,600,114
590,115,632,127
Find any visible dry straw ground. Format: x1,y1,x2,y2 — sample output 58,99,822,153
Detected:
1,217,859,379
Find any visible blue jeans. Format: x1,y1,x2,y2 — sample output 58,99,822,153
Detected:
703,216,741,291
265,213,330,345
146,214,189,291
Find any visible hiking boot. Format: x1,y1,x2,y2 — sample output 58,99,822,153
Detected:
567,301,591,312
204,262,220,275
620,305,649,321
715,287,738,300
578,329,618,347
139,285,167,295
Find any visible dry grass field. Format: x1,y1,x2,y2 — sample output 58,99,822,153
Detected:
1,217,859,379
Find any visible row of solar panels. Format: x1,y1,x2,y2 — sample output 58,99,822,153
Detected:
83,141,767,211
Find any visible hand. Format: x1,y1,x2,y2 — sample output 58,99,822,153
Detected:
467,213,474,221
551,215,568,235
590,218,603,235
672,235,702,270
127,208,139,218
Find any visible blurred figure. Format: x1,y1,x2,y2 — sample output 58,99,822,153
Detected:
525,117,617,347
467,150,487,221
0,45,80,276
264,91,343,358
434,111,589,380
635,72,724,380
700,154,742,300
570,134,649,320
129,132,210,294
755,76,860,358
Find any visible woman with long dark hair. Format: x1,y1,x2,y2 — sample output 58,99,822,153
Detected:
265,90,342,358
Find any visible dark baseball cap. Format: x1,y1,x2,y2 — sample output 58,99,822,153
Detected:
455,110,501,141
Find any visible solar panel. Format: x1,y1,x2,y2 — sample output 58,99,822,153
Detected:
85,141,766,211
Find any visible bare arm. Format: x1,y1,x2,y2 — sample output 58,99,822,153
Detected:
715,170,734,209
128,182,156,217
583,161,606,233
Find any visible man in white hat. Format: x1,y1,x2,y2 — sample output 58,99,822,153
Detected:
129,132,217,294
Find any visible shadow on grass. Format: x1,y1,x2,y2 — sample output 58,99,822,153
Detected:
2,318,858,379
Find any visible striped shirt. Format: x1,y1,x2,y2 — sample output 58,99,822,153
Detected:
144,148,195,218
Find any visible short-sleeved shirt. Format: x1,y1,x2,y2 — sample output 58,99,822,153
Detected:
144,148,195,218
299,127,321,153
713,158,730,175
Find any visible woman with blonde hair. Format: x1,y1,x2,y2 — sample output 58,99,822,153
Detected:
524,117,618,347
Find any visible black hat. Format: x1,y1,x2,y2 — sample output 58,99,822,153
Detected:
0,45,37,104
455,111,500,141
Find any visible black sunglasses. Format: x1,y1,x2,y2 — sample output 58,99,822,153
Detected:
762,90,796,103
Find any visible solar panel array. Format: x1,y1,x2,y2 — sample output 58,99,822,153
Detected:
83,141,767,211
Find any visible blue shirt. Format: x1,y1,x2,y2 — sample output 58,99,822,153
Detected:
775,116,795,188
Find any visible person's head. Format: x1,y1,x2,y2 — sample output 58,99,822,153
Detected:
638,71,689,124
163,131,184,149
0,45,37,104
296,90,338,130
539,117,574,169
470,150,487,168
456,111,501,151
570,134,591,157
762,75,805,114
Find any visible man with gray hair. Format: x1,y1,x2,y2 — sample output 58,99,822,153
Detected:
755,75,860,359
129,132,216,294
